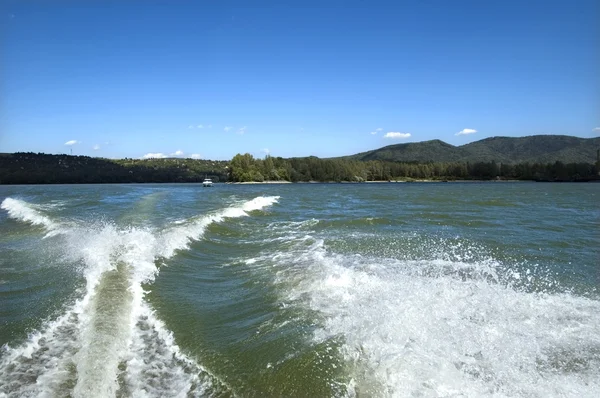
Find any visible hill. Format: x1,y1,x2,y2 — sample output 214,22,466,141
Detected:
0,153,228,184
346,135,600,164
1,135,599,184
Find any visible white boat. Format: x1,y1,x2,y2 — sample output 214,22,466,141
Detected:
202,178,213,187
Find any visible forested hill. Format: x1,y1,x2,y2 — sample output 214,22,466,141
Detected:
347,135,600,164
0,153,228,184
1,134,599,184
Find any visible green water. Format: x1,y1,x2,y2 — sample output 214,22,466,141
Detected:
1,182,599,397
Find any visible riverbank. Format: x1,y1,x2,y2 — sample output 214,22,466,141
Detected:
228,181,293,184
229,179,532,184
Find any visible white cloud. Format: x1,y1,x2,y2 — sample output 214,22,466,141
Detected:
190,154,202,159
456,128,477,136
64,140,79,146
224,126,232,132
93,144,100,150
238,126,247,134
376,128,383,131
370,131,377,135
261,148,270,155
171,150,184,156
197,124,203,129
142,153,167,159
593,127,600,133
384,132,411,139
188,125,194,129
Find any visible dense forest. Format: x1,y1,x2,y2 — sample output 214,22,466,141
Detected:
228,153,600,182
0,153,228,184
1,135,599,184
1,152,597,184
223,134,600,183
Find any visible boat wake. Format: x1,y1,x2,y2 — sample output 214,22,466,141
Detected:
0,195,279,397
242,226,600,397
0,198,62,237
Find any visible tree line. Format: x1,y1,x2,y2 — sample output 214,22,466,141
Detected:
0,153,228,184
0,152,598,184
229,153,600,182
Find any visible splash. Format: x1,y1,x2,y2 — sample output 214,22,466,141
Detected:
158,195,280,258
258,235,600,397
0,196,278,397
1,197,60,235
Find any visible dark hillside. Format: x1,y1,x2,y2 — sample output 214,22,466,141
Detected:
2,134,599,184
346,135,600,164
460,135,600,163
0,153,228,184
349,140,462,163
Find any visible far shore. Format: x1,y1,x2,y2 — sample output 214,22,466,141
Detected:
228,179,534,184
229,181,293,184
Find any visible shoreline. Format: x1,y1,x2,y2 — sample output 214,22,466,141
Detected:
228,181,293,184
2,179,597,186
229,179,555,184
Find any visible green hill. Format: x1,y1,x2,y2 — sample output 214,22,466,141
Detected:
352,139,461,162
0,153,228,184
347,135,600,164
1,135,599,184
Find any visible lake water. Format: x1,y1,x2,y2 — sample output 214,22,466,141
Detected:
1,182,599,397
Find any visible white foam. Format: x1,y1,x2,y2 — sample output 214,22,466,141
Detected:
68,226,154,397
124,301,223,397
1,197,59,235
0,196,278,397
0,223,144,397
158,195,279,257
269,238,600,397
0,296,83,396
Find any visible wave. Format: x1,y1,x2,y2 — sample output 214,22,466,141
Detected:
0,196,279,397
158,195,279,258
246,235,600,397
1,197,60,236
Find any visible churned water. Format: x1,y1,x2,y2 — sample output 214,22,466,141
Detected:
0,182,598,397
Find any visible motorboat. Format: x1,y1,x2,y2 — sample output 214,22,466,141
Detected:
202,178,213,187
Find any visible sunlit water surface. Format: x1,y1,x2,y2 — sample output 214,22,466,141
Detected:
1,182,598,397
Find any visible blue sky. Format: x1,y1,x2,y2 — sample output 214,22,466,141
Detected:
1,0,598,160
